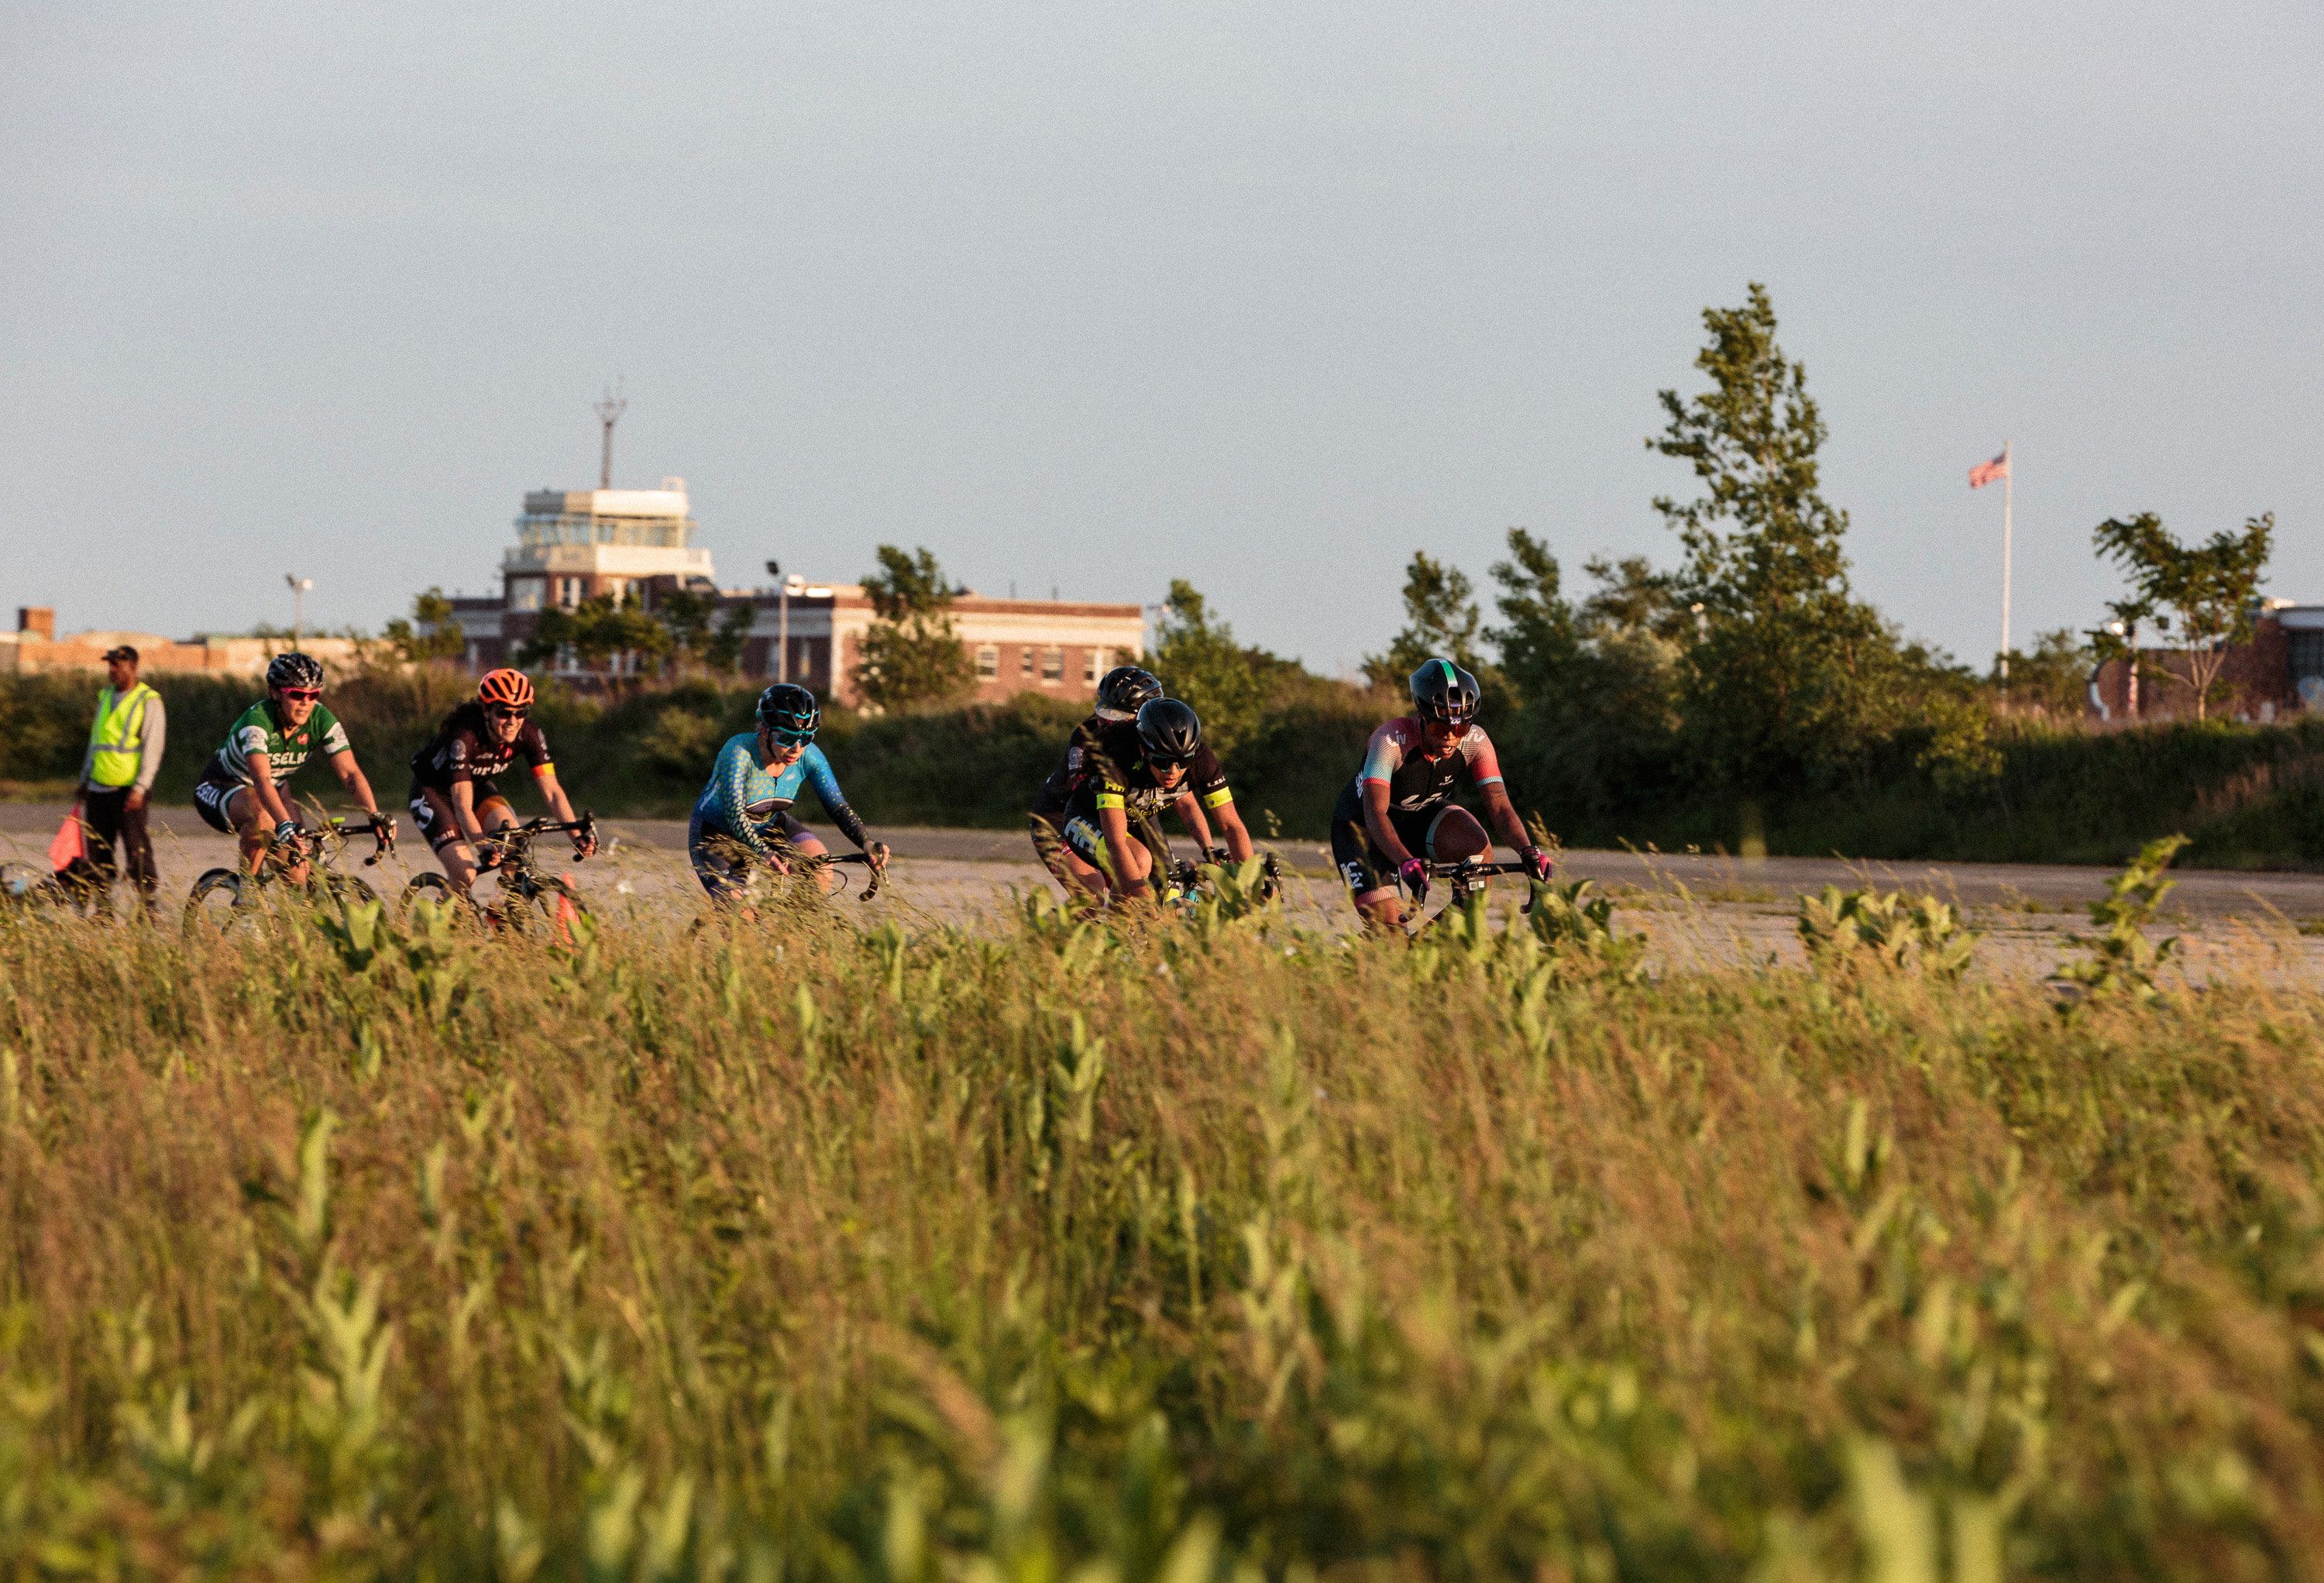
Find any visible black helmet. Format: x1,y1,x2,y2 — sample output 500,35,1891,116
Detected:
1409,658,1481,725
1134,697,1202,765
756,682,820,741
266,652,325,691
1095,665,1164,721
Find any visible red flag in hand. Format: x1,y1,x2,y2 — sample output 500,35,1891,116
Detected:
48,812,84,873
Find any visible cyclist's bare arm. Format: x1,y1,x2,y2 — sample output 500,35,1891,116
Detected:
535,769,596,856
246,752,295,830
1098,804,1152,900
1208,797,1256,862
328,749,384,820
1480,782,1530,855
1361,780,1417,868
1171,793,1216,851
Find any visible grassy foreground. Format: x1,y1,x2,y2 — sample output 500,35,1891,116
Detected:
3,888,2324,1581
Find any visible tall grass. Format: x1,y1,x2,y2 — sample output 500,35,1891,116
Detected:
3,883,2322,1578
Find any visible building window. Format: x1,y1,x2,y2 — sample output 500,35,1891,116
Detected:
1041,647,1064,683
1085,647,1105,683
508,576,545,613
976,644,999,680
557,577,584,608
1019,647,1036,678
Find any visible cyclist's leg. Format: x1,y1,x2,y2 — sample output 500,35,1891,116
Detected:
414,786,484,895
219,785,274,875
1062,814,1152,900
1331,810,1405,931
771,811,834,893
1029,812,1076,890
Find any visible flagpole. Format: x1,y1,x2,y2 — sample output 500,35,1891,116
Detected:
1999,439,2013,683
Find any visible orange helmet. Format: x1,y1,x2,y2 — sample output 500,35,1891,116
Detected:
478,669,535,710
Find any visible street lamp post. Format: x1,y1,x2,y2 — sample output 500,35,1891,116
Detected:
766,560,787,683
285,575,314,648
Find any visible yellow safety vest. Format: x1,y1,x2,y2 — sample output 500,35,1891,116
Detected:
88,683,157,789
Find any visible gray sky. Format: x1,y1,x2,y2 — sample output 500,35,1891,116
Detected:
5,1,2319,678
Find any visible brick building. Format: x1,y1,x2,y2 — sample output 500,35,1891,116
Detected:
1,607,363,677
2089,602,2324,721
438,481,1148,706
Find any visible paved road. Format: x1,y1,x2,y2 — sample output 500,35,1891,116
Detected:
6,804,2322,985
8,802,2324,922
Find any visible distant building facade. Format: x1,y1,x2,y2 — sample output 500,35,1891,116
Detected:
439,481,1148,706
1,607,363,677
2089,602,2324,721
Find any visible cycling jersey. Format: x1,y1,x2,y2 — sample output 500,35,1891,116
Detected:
1063,721,1233,825
1030,714,1115,820
1349,716,1502,815
202,700,352,788
688,733,866,868
410,702,554,793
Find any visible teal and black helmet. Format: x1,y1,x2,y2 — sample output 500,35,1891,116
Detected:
756,682,821,742
1409,658,1480,725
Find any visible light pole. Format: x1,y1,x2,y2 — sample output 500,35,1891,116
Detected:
285,575,314,648
765,560,799,683
2107,618,2139,719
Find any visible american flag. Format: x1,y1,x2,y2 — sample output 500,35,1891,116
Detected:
1968,449,2009,489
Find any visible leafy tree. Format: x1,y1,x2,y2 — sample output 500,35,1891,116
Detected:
1578,556,1693,644
1148,580,1281,760
703,603,754,675
1364,552,1487,689
1486,529,1580,705
382,587,466,663
1649,282,1908,786
519,592,670,673
653,587,718,672
1992,628,2094,718
2090,511,2274,719
851,545,974,711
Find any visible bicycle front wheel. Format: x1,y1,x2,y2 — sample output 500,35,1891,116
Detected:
183,868,252,934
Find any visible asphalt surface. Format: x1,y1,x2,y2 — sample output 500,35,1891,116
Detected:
6,803,2322,981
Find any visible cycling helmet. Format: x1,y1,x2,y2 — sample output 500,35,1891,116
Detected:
1095,666,1164,721
266,652,325,692
756,682,821,741
1134,697,1203,765
1409,657,1481,725
477,669,535,710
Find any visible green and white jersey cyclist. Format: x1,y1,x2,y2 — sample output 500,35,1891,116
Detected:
1056,697,1253,904
192,652,392,877
688,683,890,901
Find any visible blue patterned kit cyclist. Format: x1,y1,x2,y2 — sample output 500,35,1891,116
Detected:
687,685,874,899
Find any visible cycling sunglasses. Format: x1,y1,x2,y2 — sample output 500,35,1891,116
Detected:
485,704,530,721
1145,754,1191,773
278,687,322,701
768,724,817,747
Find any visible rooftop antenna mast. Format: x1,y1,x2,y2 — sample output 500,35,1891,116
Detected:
593,380,627,490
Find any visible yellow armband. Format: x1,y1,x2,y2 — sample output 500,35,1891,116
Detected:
1200,787,1232,809
1095,792,1126,812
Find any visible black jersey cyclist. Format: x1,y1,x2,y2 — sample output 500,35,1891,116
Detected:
1029,666,1218,886
191,652,393,880
688,683,889,901
407,669,596,897
1058,698,1252,903
1330,658,1552,929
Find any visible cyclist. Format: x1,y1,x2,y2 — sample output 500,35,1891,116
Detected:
1058,697,1251,904
1029,665,1219,886
191,652,393,881
407,669,595,898
689,683,889,901
1331,657,1552,930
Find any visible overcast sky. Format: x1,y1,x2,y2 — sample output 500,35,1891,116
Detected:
4,1,2319,677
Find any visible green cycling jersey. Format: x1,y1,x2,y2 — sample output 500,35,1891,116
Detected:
208,700,352,787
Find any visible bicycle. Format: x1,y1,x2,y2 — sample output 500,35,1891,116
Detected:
1405,855,1538,936
0,861,105,919
399,814,595,932
184,814,397,930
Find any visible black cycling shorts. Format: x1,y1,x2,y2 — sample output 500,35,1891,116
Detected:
1059,810,1174,886
408,780,514,851
193,775,247,835
1329,800,1435,898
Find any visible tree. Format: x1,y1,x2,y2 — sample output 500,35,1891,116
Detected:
1363,552,1488,690
1992,628,2095,718
653,587,719,672
1148,580,1279,760
851,545,974,711
702,603,754,675
519,593,670,673
382,587,466,663
1486,529,1580,705
1649,282,1899,786
1578,556,1692,644
2090,511,2274,719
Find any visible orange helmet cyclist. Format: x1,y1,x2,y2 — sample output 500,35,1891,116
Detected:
478,668,535,711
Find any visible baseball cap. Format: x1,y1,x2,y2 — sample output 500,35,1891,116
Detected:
101,645,139,663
